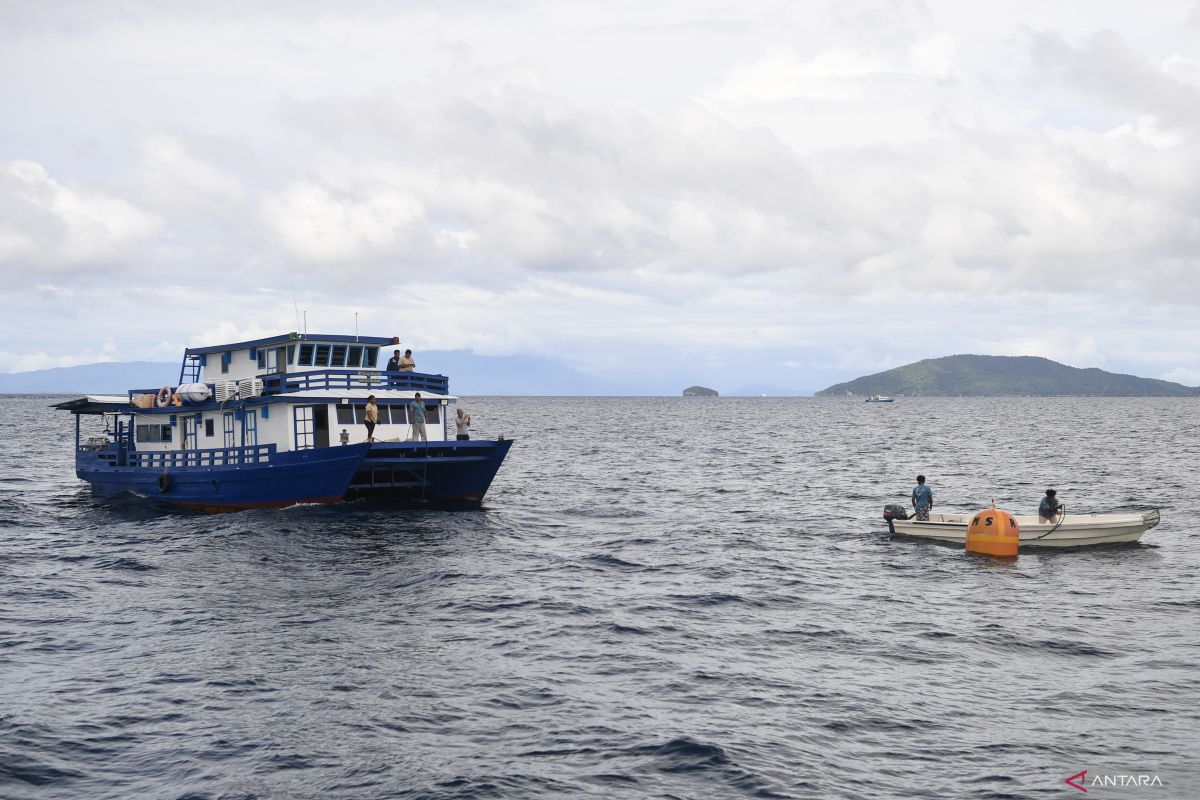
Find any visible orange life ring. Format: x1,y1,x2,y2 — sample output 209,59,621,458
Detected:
155,386,172,407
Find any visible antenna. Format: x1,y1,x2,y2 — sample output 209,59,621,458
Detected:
355,312,359,341
303,310,307,336
287,262,300,332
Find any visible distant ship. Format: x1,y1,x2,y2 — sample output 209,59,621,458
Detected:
54,332,513,511
865,394,894,403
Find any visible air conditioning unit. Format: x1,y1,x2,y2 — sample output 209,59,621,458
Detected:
214,380,239,402
238,378,264,399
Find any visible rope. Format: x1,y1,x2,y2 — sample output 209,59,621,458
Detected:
1034,503,1066,540
421,440,429,502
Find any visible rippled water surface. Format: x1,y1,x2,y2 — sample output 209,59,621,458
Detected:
1,395,1198,799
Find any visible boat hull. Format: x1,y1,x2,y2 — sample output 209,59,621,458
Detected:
890,511,1160,548
345,439,514,504
76,443,371,512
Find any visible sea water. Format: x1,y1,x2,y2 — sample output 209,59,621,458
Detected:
1,395,1197,799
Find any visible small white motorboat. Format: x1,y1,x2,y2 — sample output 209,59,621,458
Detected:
882,505,1160,548
865,394,894,403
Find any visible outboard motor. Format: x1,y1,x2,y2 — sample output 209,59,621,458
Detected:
883,503,909,534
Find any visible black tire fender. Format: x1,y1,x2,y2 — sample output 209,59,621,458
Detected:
157,472,171,493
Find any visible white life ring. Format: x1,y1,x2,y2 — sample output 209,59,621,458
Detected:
155,386,172,408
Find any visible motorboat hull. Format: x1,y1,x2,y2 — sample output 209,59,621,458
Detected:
889,511,1160,548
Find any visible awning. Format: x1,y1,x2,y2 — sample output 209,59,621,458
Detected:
51,395,132,414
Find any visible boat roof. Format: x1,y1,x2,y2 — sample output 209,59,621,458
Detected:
51,395,132,414
184,333,396,355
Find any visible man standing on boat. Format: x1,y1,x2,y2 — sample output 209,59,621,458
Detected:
911,475,933,521
1039,489,1063,523
386,349,402,372
398,349,416,372
364,395,379,444
409,392,427,442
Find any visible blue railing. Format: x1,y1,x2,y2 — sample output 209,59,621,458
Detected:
123,370,450,408
129,443,277,469
261,370,449,395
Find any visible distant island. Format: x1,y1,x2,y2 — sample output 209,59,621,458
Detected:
816,355,1200,397
683,385,719,397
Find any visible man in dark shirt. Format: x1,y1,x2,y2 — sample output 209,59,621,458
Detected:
386,349,402,372
1038,489,1063,523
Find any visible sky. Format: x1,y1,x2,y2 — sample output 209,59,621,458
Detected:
2,0,1199,394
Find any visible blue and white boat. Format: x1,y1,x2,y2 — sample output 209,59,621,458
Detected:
54,332,513,512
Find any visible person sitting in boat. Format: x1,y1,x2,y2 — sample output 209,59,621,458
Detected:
911,475,933,521
1038,489,1063,523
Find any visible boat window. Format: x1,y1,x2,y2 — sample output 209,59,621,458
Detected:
365,347,378,367
223,412,235,447
346,346,362,367
204,419,215,437
424,404,440,424
314,345,331,367
298,344,314,365
294,406,314,450
330,345,347,367
257,348,278,371
135,424,173,443
335,403,407,424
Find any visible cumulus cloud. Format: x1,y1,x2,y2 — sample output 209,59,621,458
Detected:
2,2,1200,388
0,161,160,276
1027,28,1200,130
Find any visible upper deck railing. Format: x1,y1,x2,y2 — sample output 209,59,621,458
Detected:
126,369,450,408
261,370,449,395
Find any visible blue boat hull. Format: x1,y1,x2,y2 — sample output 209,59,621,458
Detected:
76,443,372,512
346,439,514,504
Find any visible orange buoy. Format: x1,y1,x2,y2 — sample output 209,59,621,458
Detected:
966,506,1020,558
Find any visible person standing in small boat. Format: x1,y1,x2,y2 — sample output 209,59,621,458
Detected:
1039,489,1063,523
364,395,379,444
409,392,427,442
455,408,471,441
911,475,933,521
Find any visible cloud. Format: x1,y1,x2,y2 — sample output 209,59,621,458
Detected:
2,3,1200,391
0,161,160,276
1026,28,1200,129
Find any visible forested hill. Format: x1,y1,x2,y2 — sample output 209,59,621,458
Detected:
816,355,1200,397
